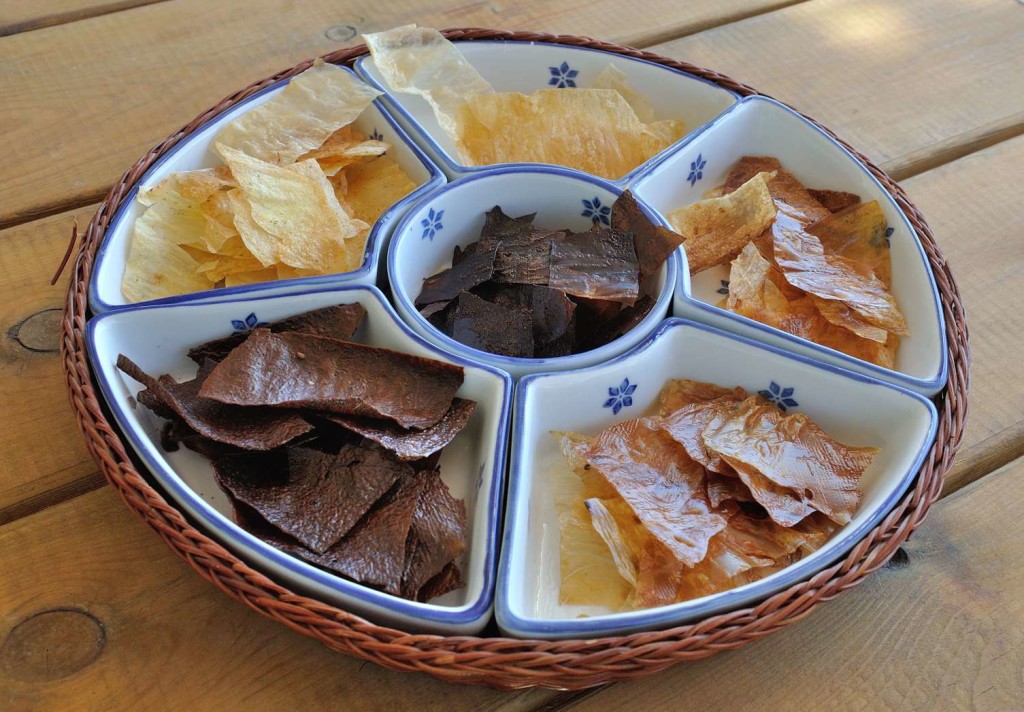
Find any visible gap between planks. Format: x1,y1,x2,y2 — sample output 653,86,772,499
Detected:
0,0,170,38
0,0,811,231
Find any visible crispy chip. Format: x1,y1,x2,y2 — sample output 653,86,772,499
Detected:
454,89,683,179
364,25,493,136
299,125,388,176
215,59,380,164
343,155,416,224
669,172,778,273
218,144,368,272
141,166,235,207
122,189,213,302
591,64,656,123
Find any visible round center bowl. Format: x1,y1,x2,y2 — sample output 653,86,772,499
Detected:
387,166,680,379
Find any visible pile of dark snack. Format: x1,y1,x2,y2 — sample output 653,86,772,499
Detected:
415,191,684,357
118,304,472,602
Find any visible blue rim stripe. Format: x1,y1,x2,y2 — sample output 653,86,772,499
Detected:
496,316,938,637
86,284,512,629
354,40,739,187
386,164,680,369
632,94,948,395
89,66,446,314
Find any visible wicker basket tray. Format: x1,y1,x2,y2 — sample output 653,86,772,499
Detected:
60,29,970,690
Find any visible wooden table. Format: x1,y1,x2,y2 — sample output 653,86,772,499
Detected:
1,0,1022,708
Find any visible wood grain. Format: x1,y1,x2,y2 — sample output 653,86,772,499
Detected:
561,455,1024,711
0,0,167,37
0,0,798,227
902,133,1024,495
0,205,99,517
0,487,557,711
649,0,1024,181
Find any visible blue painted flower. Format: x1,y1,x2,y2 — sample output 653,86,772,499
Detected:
421,207,445,240
759,381,799,411
548,61,579,88
687,153,707,187
603,378,638,415
369,127,383,142
717,279,730,296
581,196,612,225
231,312,268,334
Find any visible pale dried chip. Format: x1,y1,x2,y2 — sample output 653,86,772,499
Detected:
122,190,213,302
454,89,683,180
727,242,772,315
215,59,381,164
218,145,368,272
140,166,235,207
363,25,493,136
724,156,831,224
807,200,892,286
300,125,389,176
668,172,778,273
657,379,744,415
590,64,656,123
224,267,279,287
343,155,417,224
199,191,240,251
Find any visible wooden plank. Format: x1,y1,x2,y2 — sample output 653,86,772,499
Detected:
0,205,100,518
650,0,1024,180
0,0,799,227
0,486,557,710
561,455,1024,711
0,1,167,37
901,133,1024,495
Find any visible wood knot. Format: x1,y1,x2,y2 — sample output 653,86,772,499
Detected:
8,308,62,353
1,608,106,682
886,547,911,568
325,24,358,42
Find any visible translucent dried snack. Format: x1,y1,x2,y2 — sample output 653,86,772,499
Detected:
343,155,417,225
299,125,388,176
657,379,744,415
701,397,877,525
772,217,908,336
726,242,772,317
215,59,381,164
807,188,861,214
141,166,235,207
807,200,892,286
363,25,494,136
454,89,682,179
724,156,831,224
590,64,657,123
668,171,778,273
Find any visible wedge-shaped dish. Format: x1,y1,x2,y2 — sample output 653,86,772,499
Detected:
631,96,947,395
86,285,512,635
89,66,445,314
355,40,737,184
497,317,937,639
387,165,679,379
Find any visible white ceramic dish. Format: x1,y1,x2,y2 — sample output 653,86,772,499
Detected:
86,285,513,635
355,40,738,184
496,317,937,640
89,66,445,314
630,96,948,396
387,165,679,379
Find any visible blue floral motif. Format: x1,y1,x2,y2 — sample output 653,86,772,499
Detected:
369,127,383,142
421,207,445,240
759,381,799,411
717,279,730,296
581,196,612,225
687,153,707,187
548,61,579,88
603,378,637,415
231,312,268,334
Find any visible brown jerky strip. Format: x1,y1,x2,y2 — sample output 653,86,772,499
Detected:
214,444,409,554
401,469,468,598
492,228,565,285
416,561,464,602
548,229,640,304
581,294,654,351
529,286,577,357
117,355,313,450
443,290,535,358
188,304,366,364
323,398,477,461
807,189,861,214
416,240,500,307
274,473,427,595
481,206,537,240
198,330,464,430
612,190,683,286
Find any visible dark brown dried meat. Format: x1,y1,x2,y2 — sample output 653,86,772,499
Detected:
117,355,312,450
323,398,477,462
198,330,463,430
492,228,565,285
416,561,464,602
807,188,861,214
612,190,683,288
401,469,468,599
188,304,366,364
442,290,535,358
548,229,640,304
214,444,410,554
416,239,500,307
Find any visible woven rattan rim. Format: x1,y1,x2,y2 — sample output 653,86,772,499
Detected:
60,29,970,690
